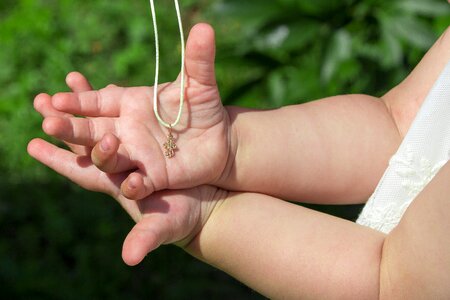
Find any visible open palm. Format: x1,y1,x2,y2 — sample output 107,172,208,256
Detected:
41,24,232,198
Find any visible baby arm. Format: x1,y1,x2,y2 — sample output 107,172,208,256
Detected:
187,191,385,299
88,93,400,205
219,26,450,204
41,24,449,204
28,130,450,299
222,96,399,204
27,136,384,298
38,24,396,205
190,163,450,299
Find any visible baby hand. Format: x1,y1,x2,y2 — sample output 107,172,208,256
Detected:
28,135,227,266
121,185,227,266
40,24,235,199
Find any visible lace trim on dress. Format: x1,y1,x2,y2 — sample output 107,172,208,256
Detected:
356,60,450,233
357,146,449,233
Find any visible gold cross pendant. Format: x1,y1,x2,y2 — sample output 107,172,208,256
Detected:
163,126,177,158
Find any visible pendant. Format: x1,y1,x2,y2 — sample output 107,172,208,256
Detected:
163,126,177,158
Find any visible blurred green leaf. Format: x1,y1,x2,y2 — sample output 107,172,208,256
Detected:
380,24,403,67
212,0,282,32
321,29,352,83
395,0,450,17
385,14,437,49
268,71,286,106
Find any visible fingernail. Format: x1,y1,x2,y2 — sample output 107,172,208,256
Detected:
128,180,137,190
100,138,110,152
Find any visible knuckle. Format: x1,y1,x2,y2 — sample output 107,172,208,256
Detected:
94,90,104,114
87,118,98,142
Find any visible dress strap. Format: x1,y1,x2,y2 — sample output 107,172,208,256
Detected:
357,61,450,233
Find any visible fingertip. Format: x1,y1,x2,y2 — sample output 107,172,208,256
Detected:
33,93,50,112
65,71,81,85
91,133,120,171
121,173,145,200
101,133,119,152
27,138,55,163
122,246,144,266
66,71,93,92
188,23,215,54
122,230,148,266
190,23,214,40
27,138,43,158
186,23,216,86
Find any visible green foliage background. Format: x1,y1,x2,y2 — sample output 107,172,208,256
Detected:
0,0,448,298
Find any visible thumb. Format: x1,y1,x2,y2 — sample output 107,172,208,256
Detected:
184,23,216,86
122,215,170,266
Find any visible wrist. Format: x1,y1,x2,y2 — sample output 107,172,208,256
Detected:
176,187,229,250
213,106,241,188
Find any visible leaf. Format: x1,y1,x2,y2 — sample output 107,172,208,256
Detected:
388,15,436,49
372,15,404,68
280,21,321,52
321,29,352,83
295,0,350,16
395,0,450,17
254,25,290,51
380,28,403,67
211,0,282,30
250,20,321,62
268,70,286,106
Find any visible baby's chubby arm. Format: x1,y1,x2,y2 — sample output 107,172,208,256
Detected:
188,163,450,299
42,24,449,204
92,93,400,205
28,121,450,299
44,22,396,204
27,136,385,298
219,26,450,204
221,95,400,204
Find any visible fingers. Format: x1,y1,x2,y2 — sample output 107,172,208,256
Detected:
66,71,93,92
34,93,72,118
34,71,95,119
91,135,153,199
185,23,217,86
122,214,171,266
34,93,91,155
52,89,122,117
27,138,118,195
42,116,116,146
120,172,150,200
65,71,94,155
35,71,95,156
91,133,136,173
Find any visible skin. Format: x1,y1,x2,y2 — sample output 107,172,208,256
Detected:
28,23,450,298
36,24,401,204
38,24,229,200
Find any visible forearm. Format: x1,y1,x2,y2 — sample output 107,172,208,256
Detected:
220,95,401,204
380,162,450,299
186,191,385,299
383,27,450,137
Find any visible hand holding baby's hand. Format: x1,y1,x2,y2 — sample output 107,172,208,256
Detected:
35,24,233,200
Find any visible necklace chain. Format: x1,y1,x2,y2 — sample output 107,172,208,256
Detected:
149,0,185,129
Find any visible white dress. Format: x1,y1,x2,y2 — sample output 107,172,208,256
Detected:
357,62,450,234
